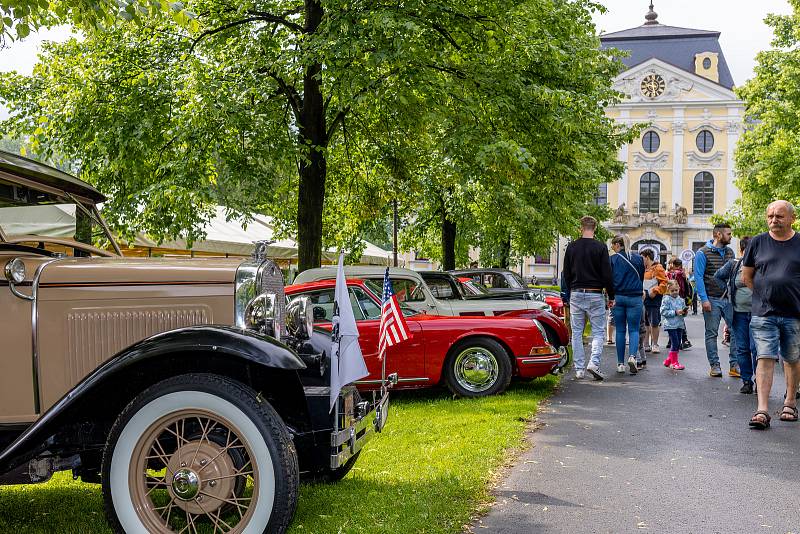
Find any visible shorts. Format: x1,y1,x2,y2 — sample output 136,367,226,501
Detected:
750,315,800,363
644,306,661,327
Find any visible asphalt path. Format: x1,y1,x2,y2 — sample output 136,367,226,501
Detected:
473,314,800,534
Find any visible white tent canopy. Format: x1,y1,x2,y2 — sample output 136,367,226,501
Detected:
133,207,393,266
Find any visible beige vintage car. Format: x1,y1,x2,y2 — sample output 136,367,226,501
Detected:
0,151,390,533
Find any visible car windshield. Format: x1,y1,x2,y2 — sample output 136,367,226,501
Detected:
363,278,422,316
461,278,491,296
0,178,116,255
506,272,527,289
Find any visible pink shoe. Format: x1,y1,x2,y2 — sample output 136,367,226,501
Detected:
663,351,677,368
671,362,685,370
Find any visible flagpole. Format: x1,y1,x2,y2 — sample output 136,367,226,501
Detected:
393,200,398,267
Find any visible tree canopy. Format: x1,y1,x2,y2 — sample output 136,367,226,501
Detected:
733,0,800,233
1,0,630,270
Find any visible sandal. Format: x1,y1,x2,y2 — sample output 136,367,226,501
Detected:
749,410,771,430
780,405,799,422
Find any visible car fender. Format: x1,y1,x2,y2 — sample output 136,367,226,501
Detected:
0,325,307,474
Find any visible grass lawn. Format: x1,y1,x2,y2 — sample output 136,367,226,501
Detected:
0,377,557,533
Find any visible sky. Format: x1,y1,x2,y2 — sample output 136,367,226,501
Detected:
0,1,794,83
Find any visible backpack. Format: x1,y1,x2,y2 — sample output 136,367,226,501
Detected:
667,269,689,299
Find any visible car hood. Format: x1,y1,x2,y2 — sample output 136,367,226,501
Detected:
37,257,243,285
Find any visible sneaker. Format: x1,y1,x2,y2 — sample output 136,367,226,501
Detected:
740,381,754,394
709,364,723,377
617,363,626,373
729,365,741,378
636,360,647,370
644,345,652,353
575,369,585,380
671,362,685,370
651,344,661,354
586,362,605,381
627,356,638,374
681,341,692,350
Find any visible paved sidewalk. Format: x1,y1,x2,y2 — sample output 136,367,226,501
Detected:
474,314,800,533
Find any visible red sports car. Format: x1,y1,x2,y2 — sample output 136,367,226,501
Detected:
285,279,567,398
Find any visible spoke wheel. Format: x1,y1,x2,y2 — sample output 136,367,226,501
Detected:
103,373,298,534
443,338,512,398
131,409,258,532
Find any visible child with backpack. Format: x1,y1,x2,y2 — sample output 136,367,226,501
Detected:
667,258,692,349
660,280,688,370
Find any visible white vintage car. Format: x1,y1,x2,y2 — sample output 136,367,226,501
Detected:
293,266,550,316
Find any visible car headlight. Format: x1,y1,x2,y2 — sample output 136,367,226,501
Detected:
244,293,276,335
4,258,26,284
286,296,313,340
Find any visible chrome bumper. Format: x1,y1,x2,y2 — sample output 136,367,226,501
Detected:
329,386,391,469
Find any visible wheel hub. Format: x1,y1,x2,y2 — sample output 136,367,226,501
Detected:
455,348,498,392
166,440,238,515
171,469,200,500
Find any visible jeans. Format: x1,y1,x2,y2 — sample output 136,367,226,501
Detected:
569,292,607,370
666,329,683,356
732,311,757,382
750,315,800,363
702,297,734,367
612,295,643,364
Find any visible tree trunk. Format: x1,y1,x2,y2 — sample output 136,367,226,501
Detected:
498,235,511,269
296,0,327,272
441,211,456,271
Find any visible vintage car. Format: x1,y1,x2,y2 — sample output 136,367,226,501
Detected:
0,151,390,533
294,266,549,315
285,279,566,397
450,268,535,295
455,275,565,318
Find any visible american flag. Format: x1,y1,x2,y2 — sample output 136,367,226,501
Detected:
378,268,411,360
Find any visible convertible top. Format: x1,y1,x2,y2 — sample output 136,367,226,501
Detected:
0,150,106,203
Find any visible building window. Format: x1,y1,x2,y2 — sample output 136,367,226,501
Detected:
696,130,714,153
534,254,550,265
593,183,607,206
642,131,660,153
693,172,715,214
639,172,660,213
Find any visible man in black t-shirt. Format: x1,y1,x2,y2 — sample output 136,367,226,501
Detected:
562,215,614,381
742,200,800,429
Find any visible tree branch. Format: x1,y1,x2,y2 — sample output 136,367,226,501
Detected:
245,10,304,33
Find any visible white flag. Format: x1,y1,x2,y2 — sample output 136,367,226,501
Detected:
330,253,369,411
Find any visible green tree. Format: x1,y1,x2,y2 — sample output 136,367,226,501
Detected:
733,0,800,234
1,0,629,270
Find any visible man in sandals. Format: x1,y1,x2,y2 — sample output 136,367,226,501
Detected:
743,200,800,429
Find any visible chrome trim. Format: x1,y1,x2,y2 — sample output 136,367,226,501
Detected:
31,258,63,414
519,356,561,365
330,389,389,468
453,346,499,393
531,319,549,342
355,377,429,385
234,242,285,338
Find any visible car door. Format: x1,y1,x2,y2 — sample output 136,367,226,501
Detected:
292,286,426,386
349,286,427,386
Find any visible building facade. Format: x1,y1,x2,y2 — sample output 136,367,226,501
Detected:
526,4,744,282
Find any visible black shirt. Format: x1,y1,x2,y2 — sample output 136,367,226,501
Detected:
742,232,800,317
563,237,614,300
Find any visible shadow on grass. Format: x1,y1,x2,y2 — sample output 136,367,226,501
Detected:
0,376,558,534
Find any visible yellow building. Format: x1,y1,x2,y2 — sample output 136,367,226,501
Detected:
526,4,744,282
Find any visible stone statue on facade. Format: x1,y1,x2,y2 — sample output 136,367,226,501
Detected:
672,203,688,224
613,203,628,223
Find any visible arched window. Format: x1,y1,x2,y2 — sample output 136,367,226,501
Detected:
696,130,714,153
639,172,660,214
693,172,715,214
642,131,660,153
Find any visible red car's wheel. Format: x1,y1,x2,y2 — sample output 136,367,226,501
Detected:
443,338,512,397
